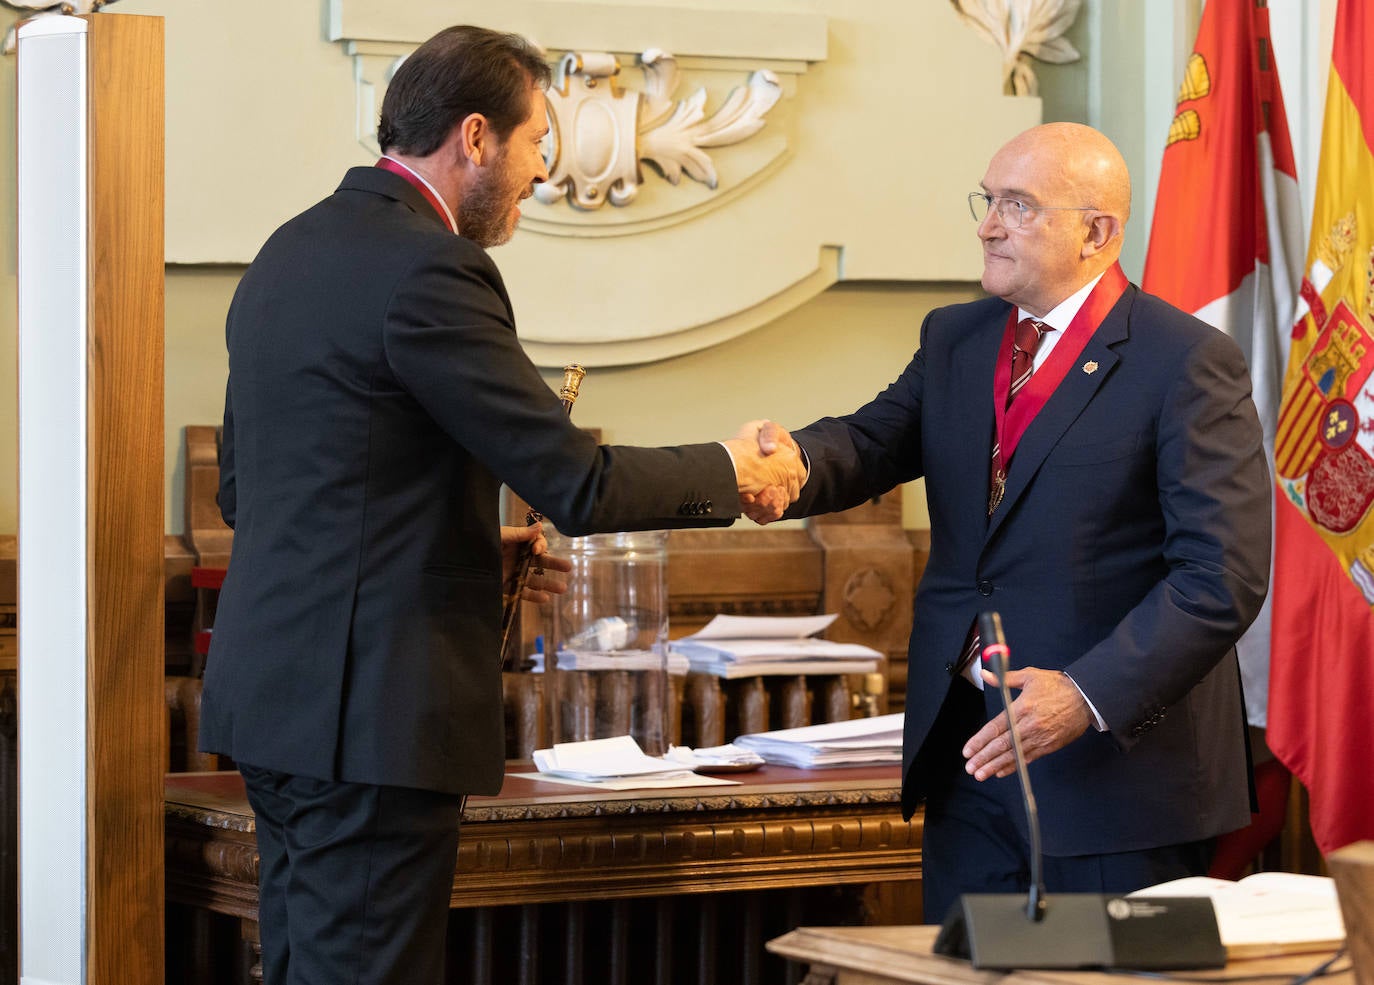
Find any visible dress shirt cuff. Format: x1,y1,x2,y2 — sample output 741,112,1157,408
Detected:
1063,671,1108,731
717,440,737,474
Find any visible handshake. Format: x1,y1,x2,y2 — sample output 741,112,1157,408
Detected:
723,420,804,525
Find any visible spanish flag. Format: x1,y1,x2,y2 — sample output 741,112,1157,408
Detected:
1268,0,1374,856
1141,0,1303,737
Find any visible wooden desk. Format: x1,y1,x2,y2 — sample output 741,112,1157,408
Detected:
166,765,923,985
769,925,1354,985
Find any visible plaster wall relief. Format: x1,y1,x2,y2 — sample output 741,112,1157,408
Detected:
536,49,782,216
948,0,1083,96
115,0,1046,366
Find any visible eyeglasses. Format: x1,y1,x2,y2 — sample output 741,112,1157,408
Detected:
968,192,1097,229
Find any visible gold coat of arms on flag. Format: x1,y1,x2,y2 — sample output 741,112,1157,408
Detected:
1277,210,1374,599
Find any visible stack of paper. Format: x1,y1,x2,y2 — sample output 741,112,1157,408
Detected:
671,614,882,678
533,735,693,781
733,713,904,768
527,735,740,789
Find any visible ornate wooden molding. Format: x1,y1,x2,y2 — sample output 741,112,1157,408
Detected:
841,567,897,634
167,787,921,912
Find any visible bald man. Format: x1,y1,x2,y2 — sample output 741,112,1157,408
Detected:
744,124,1270,920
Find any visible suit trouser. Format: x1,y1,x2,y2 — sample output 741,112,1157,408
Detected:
917,680,1214,925
239,763,464,985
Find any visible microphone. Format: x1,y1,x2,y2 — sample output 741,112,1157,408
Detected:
976,610,1046,924
932,611,1226,971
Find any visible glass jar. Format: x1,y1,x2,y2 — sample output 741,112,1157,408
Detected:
544,530,672,755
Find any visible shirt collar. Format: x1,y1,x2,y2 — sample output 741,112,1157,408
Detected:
1019,271,1107,333
379,155,459,235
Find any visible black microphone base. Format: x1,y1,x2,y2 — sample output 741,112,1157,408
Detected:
934,893,1226,970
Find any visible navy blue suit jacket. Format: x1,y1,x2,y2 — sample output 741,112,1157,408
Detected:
790,285,1270,855
201,168,739,796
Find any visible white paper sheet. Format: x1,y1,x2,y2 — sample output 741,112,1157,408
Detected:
683,613,837,640
508,772,741,790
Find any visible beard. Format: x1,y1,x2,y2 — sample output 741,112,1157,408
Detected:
458,152,527,248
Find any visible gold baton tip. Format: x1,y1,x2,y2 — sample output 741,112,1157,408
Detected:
559,364,587,404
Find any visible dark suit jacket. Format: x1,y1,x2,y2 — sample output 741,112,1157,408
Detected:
200,167,738,796
790,285,1270,856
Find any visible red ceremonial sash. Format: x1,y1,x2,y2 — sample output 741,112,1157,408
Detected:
374,157,457,234
992,262,1128,465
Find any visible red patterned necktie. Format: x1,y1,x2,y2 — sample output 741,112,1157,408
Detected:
1009,318,1047,401
988,319,1049,513
959,319,1051,679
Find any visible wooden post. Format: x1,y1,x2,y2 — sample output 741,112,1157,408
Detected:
1329,841,1374,985
16,13,164,983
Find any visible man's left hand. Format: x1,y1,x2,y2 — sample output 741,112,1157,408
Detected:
962,667,1093,780
501,523,572,603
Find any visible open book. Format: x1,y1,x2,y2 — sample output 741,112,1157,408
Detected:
1130,872,1345,958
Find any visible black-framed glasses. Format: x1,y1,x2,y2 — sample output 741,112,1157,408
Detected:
968,192,1097,228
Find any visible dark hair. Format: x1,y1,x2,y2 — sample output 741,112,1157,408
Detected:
377,26,552,156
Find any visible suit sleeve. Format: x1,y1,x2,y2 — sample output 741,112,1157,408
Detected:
381,236,739,534
784,313,931,517
1065,328,1271,748
218,378,237,530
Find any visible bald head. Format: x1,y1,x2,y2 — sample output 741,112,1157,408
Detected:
1006,123,1132,224
976,123,1132,316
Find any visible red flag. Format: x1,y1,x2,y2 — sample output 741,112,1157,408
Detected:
1142,0,1303,732
1268,0,1374,855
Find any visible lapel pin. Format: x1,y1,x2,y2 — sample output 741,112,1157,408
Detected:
1082,360,1099,375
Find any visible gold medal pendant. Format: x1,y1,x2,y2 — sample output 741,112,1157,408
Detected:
988,468,1006,516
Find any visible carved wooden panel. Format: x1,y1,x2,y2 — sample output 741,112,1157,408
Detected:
811,492,924,714
165,769,921,911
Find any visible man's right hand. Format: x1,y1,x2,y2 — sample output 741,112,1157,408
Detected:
724,419,804,525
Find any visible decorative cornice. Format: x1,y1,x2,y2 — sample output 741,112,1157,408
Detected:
328,0,828,63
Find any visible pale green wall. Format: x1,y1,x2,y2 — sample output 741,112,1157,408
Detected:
162,265,972,535
3,0,1243,538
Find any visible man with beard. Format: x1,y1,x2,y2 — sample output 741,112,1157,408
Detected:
199,25,804,985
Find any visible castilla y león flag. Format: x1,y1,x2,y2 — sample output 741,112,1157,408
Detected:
1141,0,1303,732
1268,0,1374,855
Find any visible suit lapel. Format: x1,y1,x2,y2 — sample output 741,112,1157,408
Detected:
954,305,1011,531
984,288,1135,544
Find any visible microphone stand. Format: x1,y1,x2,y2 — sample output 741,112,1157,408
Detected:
498,363,586,669
980,611,1047,923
